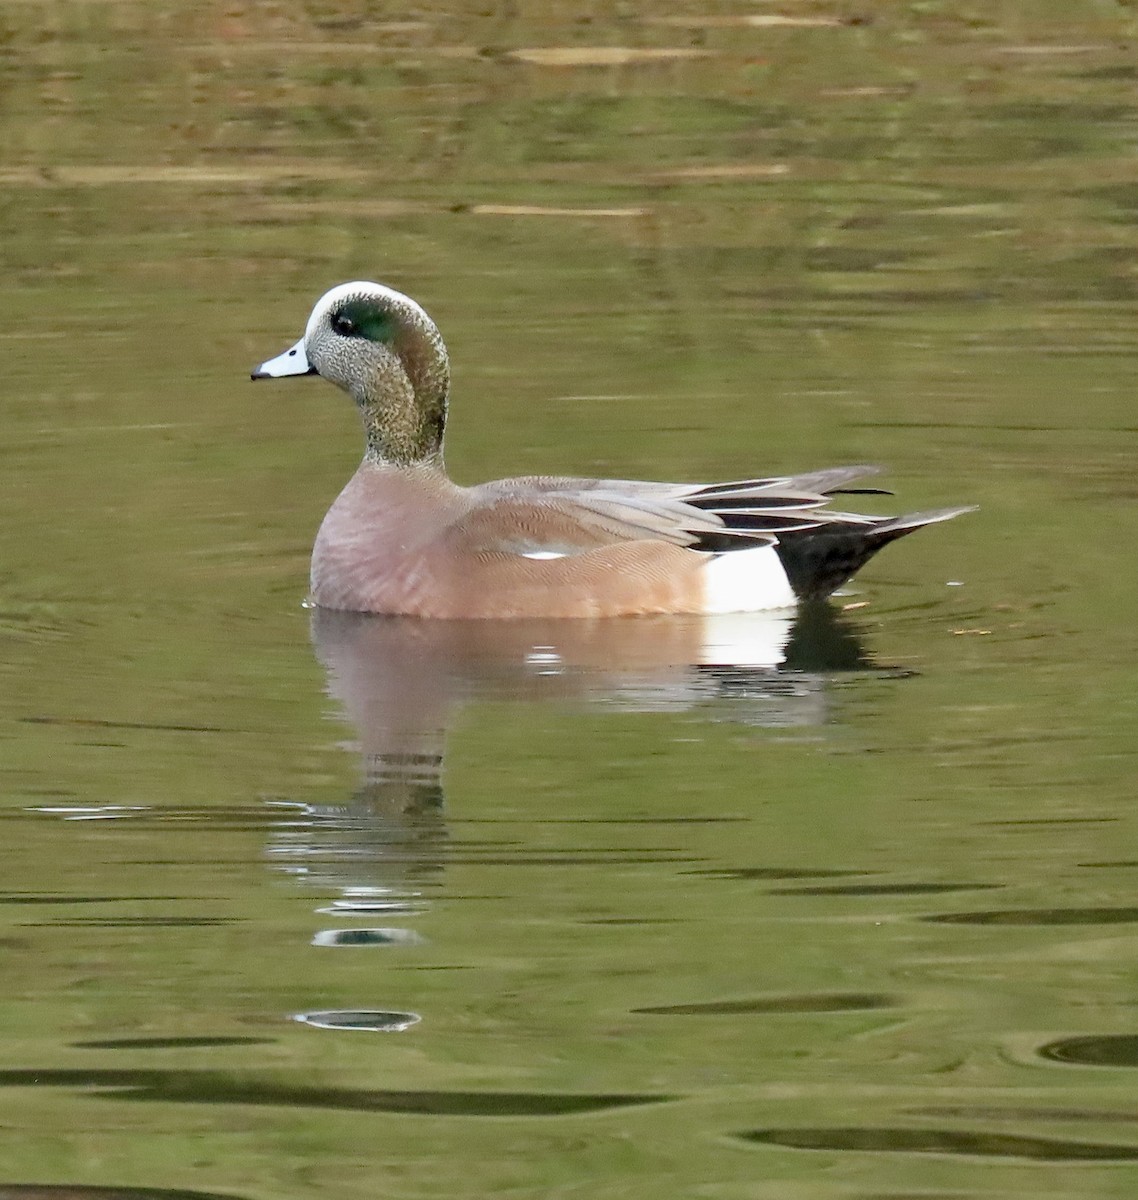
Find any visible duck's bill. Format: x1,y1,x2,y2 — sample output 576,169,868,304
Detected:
251,339,317,380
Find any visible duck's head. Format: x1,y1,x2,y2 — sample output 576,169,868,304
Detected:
252,281,450,466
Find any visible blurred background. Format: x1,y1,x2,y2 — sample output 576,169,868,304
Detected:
2,2,1138,1198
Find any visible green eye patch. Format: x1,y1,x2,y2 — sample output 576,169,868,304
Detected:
330,298,397,343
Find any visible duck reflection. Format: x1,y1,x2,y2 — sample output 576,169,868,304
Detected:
278,606,871,899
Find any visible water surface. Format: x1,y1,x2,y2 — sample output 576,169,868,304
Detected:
3,3,1138,1198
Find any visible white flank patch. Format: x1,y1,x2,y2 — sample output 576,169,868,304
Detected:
522,550,567,560
702,545,796,614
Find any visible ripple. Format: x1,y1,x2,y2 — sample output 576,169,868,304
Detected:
849,1193,984,1200
476,816,746,824
737,1127,1138,1160
0,1188,248,1200
21,716,230,734
0,1068,671,1116
504,47,711,68
0,895,181,905
32,917,237,928
925,907,1138,926
584,917,679,926
311,928,425,947
315,900,427,916
981,817,1118,826
294,1010,420,1032
685,867,870,881
771,883,999,897
632,992,895,1016
910,1104,1138,1123
1038,1035,1138,1067
70,1037,272,1050
442,854,702,866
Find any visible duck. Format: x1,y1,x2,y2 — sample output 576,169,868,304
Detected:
252,281,972,619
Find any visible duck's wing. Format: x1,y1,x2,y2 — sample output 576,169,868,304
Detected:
460,465,888,556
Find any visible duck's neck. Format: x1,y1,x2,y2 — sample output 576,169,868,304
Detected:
358,372,447,469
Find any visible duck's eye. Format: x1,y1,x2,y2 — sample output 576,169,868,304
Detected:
329,300,396,343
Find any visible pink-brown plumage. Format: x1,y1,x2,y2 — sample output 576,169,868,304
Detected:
311,463,709,618
253,282,973,618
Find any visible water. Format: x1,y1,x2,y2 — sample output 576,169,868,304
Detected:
3,3,1138,1197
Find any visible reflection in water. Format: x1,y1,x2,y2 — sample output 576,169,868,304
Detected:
277,606,873,904
270,606,876,1036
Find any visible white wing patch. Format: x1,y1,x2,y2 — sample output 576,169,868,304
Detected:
702,545,796,613
521,550,568,560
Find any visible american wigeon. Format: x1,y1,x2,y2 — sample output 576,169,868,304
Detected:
253,281,972,619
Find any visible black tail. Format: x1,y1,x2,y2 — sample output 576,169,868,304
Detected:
774,506,975,600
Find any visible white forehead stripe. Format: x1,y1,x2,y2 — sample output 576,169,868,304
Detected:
304,281,434,343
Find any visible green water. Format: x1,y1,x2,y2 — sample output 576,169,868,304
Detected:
3,3,1138,1197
